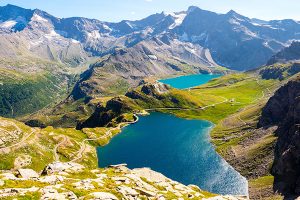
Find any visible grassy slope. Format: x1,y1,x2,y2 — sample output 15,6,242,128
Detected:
0,68,73,118
0,116,126,171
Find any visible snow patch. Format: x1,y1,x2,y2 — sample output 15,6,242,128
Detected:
148,55,157,60
229,18,241,26
32,14,48,22
102,24,112,32
71,39,80,44
169,12,187,29
125,21,133,29
0,20,17,29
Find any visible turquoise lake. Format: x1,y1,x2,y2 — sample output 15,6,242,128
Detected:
97,113,248,195
159,74,221,89
97,74,248,195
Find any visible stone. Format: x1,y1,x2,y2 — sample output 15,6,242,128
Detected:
39,175,64,184
135,187,156,197
17,169,39,179
118,185,139,197
1,173,17,180
0,180,4,186
73,179,95,190
43,162,84,174
40,188,70,200
131,168,168,183
90,192,118,200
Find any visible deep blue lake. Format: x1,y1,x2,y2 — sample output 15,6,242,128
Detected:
97,113,248,195
159,74,221,89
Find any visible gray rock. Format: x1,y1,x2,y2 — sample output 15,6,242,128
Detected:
90,192,118,200
17,169,39,179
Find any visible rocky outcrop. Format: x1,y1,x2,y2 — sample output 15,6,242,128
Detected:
0,162,247,200
259,62,300,80
258,75,300,196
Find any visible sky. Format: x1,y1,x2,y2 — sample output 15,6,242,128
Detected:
0,0,300,22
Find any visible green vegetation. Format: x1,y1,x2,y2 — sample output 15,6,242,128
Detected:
249,176,274,189
0,69,70,118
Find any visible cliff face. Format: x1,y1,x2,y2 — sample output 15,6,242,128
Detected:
258,75,300,196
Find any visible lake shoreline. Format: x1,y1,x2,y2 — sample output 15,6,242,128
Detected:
97,112,249,196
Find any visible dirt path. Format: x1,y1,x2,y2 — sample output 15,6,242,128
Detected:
0,129,36,152
53,135,68,162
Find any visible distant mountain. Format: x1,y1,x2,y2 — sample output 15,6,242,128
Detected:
2,4,300,71
171,6,300,70
267,41,300,65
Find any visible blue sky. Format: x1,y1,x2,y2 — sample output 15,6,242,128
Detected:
0,0,300,22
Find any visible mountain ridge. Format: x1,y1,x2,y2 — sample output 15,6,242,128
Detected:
2,4,300,70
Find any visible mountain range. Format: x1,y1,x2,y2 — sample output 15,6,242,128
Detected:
1,4,300,71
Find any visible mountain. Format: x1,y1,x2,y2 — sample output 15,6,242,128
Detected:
71,36,219,100
2,4,300,71
171,6,300,70
267,41,300,65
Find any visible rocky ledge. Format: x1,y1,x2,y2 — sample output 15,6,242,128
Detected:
0,162,247,200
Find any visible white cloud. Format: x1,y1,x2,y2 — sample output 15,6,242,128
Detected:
131,11,136,15
145,0,153,2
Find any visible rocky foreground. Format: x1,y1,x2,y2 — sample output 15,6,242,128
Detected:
0,162,247,200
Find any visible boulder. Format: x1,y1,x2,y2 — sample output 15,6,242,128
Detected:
17,169,39,179
131,168,168,183
90,192,118,200
43,162,84,174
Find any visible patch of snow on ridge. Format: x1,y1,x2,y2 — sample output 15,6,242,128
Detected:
229,18,240,26
32,14,48,22
169,12,187,29
0,20,17,29
102,24,112,32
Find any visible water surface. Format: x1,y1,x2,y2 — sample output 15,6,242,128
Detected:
159,74,221,89
97,113,248,195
